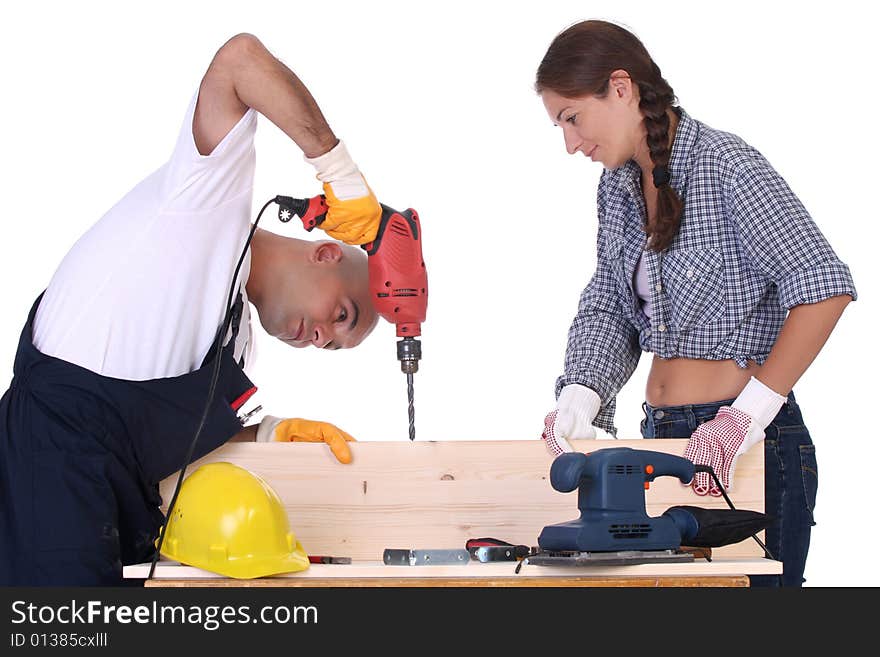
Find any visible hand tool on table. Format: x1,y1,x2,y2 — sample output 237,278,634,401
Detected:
308,555,352,564
465,538,538,562
276,195,428,442
524,447,773,568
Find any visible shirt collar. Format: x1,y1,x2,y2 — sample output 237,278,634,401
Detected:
667,107,698,188
608,106,699,194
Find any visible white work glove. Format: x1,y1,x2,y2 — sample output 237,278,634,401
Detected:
304,140,381,245
683,376,786,495
541,384,602,456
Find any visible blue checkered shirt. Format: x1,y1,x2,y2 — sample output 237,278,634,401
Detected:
556,108,857,436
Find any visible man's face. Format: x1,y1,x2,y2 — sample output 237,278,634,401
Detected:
258,242,378,350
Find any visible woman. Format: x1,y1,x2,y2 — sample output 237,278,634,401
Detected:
536,20,856,587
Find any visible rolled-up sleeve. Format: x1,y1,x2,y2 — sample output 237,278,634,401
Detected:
728,161,857,308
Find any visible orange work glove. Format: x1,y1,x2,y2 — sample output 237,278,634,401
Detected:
304,140,382,245
256,415,355,464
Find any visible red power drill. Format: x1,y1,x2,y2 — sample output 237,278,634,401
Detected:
274,194,428,441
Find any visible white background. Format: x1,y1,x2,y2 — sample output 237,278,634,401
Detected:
1,1,876,586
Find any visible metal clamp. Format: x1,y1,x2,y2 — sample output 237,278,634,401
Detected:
383,549,470,566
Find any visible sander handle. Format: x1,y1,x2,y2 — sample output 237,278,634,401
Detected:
549,448,695,493
642,450,695,485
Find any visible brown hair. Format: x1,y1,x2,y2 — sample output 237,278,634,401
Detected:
536,20,682,251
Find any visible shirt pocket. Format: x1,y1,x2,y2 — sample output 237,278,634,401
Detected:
661,248,726,330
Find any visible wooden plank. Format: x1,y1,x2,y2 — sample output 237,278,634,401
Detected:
158,439,766,562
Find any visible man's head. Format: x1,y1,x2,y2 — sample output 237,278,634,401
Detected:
247,232,378,350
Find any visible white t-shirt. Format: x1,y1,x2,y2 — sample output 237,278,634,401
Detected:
33,92,258,380
634,250,653,320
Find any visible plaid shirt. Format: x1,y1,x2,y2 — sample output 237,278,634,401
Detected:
556,108,857,436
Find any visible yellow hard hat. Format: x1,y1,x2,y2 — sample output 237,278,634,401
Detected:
159,462,310,579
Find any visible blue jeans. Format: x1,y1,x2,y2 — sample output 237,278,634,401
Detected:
640,392,817,587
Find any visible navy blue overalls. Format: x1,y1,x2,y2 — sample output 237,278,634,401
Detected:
0,293,256,585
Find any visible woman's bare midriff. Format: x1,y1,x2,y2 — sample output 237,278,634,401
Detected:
645,355,760,407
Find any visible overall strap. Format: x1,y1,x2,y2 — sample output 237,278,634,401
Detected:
201,292,244,369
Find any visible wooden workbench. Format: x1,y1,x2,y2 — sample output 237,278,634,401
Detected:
124,439,781,587
126,558,780,587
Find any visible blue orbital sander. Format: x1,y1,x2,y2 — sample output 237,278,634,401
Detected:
527,447,773,567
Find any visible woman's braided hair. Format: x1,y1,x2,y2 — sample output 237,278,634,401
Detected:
536,20,682,251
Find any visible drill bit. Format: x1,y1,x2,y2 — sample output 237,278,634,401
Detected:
406,372,415,441
398,337,422,441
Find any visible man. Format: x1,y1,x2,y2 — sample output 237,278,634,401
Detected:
0,33,381,585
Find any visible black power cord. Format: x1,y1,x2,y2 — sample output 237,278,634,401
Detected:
148,196,279,580
694,464,776,561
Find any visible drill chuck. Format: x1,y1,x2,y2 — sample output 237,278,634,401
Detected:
397,337,421,374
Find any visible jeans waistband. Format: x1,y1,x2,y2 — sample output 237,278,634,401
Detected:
643,391,797,423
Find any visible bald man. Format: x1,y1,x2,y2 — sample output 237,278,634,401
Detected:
1,33,383,585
